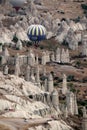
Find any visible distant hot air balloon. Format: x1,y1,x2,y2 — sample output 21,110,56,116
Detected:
9,0,27,12
27,24,46,45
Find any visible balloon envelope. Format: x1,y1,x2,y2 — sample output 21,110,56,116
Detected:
27,25,46,42
9,0,26,11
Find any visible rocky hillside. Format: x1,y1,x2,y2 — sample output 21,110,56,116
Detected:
0,0,87,130
0,72,73,130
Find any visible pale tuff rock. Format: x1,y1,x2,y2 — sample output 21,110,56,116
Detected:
15,28,28,41
1,56,7,65
18,16,28,30
68,38,78,50
41,51,47,65
66,91,78,115
66,28,79,50
44,78,48,92
3,65,8,75
16,40,23,50
42,66,46,76
35,66,41,87
64,107,68,118
27,49,35,66
28,16,40,25
0,72,50,118
3,47,10,57
47,73,54,93
55,48,70,63
48,120,73,130
41,84,45,91
42,19,50,31
55,20,86,49
82,107,87,118
15,23,20,30
69,21,85,32
46,31,54,39
66,49,70,63
75,33,82,42
41,48,70,64
29,0,38,17
50,52,55,62
14,62,20,76
15,53,20,65
66,91,74,115
25,65,31,81
46,51,50,62
76,23,84,31
51,89,59,111
14,53,20,76
0,44,2,52
74,94,78,115
30,67,35,83
45,93,51,106
35,54,39,65
1,47,10,64
80,16,87,30
82,107,87,130
61,48,66,63
55,21,70,43
0,99,12,111
0,72,43,95
66,28,74,42
82,32,87,56
0,28,12,44
41,51,50,65
61,21,70,31
34,0,44,5
55,47,61,63
62,74,67,95
28,120,73,130
52,18,61,34
45,12,52,30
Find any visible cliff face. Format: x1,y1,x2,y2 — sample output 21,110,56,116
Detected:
27,120,73,130
0,71,46,118
0,72,73,130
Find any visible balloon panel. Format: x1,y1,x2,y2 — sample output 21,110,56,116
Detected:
27,24,46,42
28,34,46,42
9,0,26,7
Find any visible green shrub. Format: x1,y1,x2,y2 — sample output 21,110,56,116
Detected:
0,43,2,46
81,4,87,10
39,45,44,50
78,108,83,117
26,41,32,47
62,40,68,46
68,83,76,93
16,47,20,50
54,82,58,86
74,16,80,23
12,35,18,43
67,75,75,81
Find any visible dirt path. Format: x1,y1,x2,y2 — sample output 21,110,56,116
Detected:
0,117,52,130
0,121,17,130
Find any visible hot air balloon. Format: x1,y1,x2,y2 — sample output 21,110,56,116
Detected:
9,0,27,12
27,24,46,46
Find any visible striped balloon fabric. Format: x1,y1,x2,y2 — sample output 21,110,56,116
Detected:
27,24,46,42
